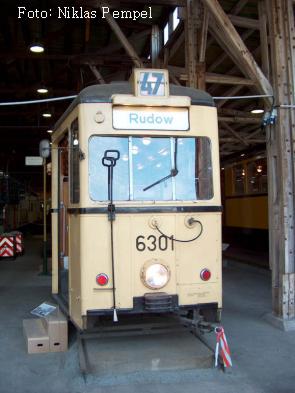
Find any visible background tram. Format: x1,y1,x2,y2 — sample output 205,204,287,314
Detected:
49,69,222,330
222,153,268,266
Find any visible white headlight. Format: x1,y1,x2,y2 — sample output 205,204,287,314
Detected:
143,263,170,289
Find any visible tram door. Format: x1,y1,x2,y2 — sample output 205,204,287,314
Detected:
58,135,69,303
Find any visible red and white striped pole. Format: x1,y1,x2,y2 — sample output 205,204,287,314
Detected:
215,326,232,368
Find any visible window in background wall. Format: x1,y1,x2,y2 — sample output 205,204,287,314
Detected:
164,23,169,45
173,7,180,30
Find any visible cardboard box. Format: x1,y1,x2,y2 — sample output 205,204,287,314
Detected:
23,319,49,354
41,308,68,352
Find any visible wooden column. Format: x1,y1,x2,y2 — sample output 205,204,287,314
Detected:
151,25,161,68
266,0,295,329
185,0,207,90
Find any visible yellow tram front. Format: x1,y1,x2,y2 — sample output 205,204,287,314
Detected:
51,69,222,330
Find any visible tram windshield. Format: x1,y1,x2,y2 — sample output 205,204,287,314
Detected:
89,136,213,201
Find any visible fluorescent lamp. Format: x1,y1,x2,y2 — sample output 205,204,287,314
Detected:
37,87,48,94
29,43,44,53
251,109,264,114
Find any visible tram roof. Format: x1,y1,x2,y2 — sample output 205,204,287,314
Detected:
54,82,214,131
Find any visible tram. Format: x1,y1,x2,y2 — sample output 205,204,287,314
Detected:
47,69,222,330
222,153,268,260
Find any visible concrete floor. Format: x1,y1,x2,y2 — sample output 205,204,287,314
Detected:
0,236,295,393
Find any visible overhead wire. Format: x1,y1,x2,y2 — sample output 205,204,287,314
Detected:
0,95,77,106
0,92,293,109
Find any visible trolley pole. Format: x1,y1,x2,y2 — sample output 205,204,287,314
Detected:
41,157,48,275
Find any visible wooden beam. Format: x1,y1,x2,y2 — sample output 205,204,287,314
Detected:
230,0,249,15
199,8,209,62
228,15,260,30
216,86,244,108
246,127,265,140
88,65,105,84
203,0,273,99
218,116,261,124
208,29,255,72
205,0,250,55
218,108,262,118
207,0,254,74
168,30,185,60
95,29,151,56
206,73,254,85
258,0,270,79
219,137,264,144
168,67,255,85
151,25,161,68
209,44,261,100
169,69,182,85
98,6,143,68
220,122,249,146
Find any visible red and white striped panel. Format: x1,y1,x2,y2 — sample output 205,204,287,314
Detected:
0,236,15,257
9,231,24,254
15,232,23,253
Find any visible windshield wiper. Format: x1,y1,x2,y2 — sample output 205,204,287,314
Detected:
143,138,178,192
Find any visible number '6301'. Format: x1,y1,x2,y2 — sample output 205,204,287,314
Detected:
136,235,174,252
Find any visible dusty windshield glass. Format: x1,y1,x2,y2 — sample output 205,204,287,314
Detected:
89,136,213,201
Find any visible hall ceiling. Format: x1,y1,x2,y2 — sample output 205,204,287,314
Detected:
0,0,282,186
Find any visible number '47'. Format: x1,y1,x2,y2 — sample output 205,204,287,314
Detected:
141,72,164,96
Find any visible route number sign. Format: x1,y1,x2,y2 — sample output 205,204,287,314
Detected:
132,69,169,98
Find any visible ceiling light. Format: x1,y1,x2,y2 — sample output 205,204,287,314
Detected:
47,130,53,134
42,112,52,118
29,43,44,53
37,87,48,94
251,109,264,114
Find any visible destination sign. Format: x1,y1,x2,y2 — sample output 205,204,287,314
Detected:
113,106,189,131
25,156,43,166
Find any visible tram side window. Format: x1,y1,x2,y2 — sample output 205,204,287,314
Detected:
247,158,267,194
233,164,245,195
70,119,80,204
175,137,213,200
195,138,213,200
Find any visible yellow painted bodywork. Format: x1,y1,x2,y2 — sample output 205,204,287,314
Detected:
223,158,268,230
225,196,268,229
51,95,222,329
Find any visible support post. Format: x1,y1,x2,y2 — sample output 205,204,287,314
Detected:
151,25,161,68
185,0,206,89
265,0,295,330
41,158,48,275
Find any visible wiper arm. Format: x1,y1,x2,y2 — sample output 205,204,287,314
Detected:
143,168,178,192
143,138,179,192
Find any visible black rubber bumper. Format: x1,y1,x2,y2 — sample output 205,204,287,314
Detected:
87,293,218,316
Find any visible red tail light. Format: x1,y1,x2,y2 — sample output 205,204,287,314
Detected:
96,273,109,286
200,269,211,281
